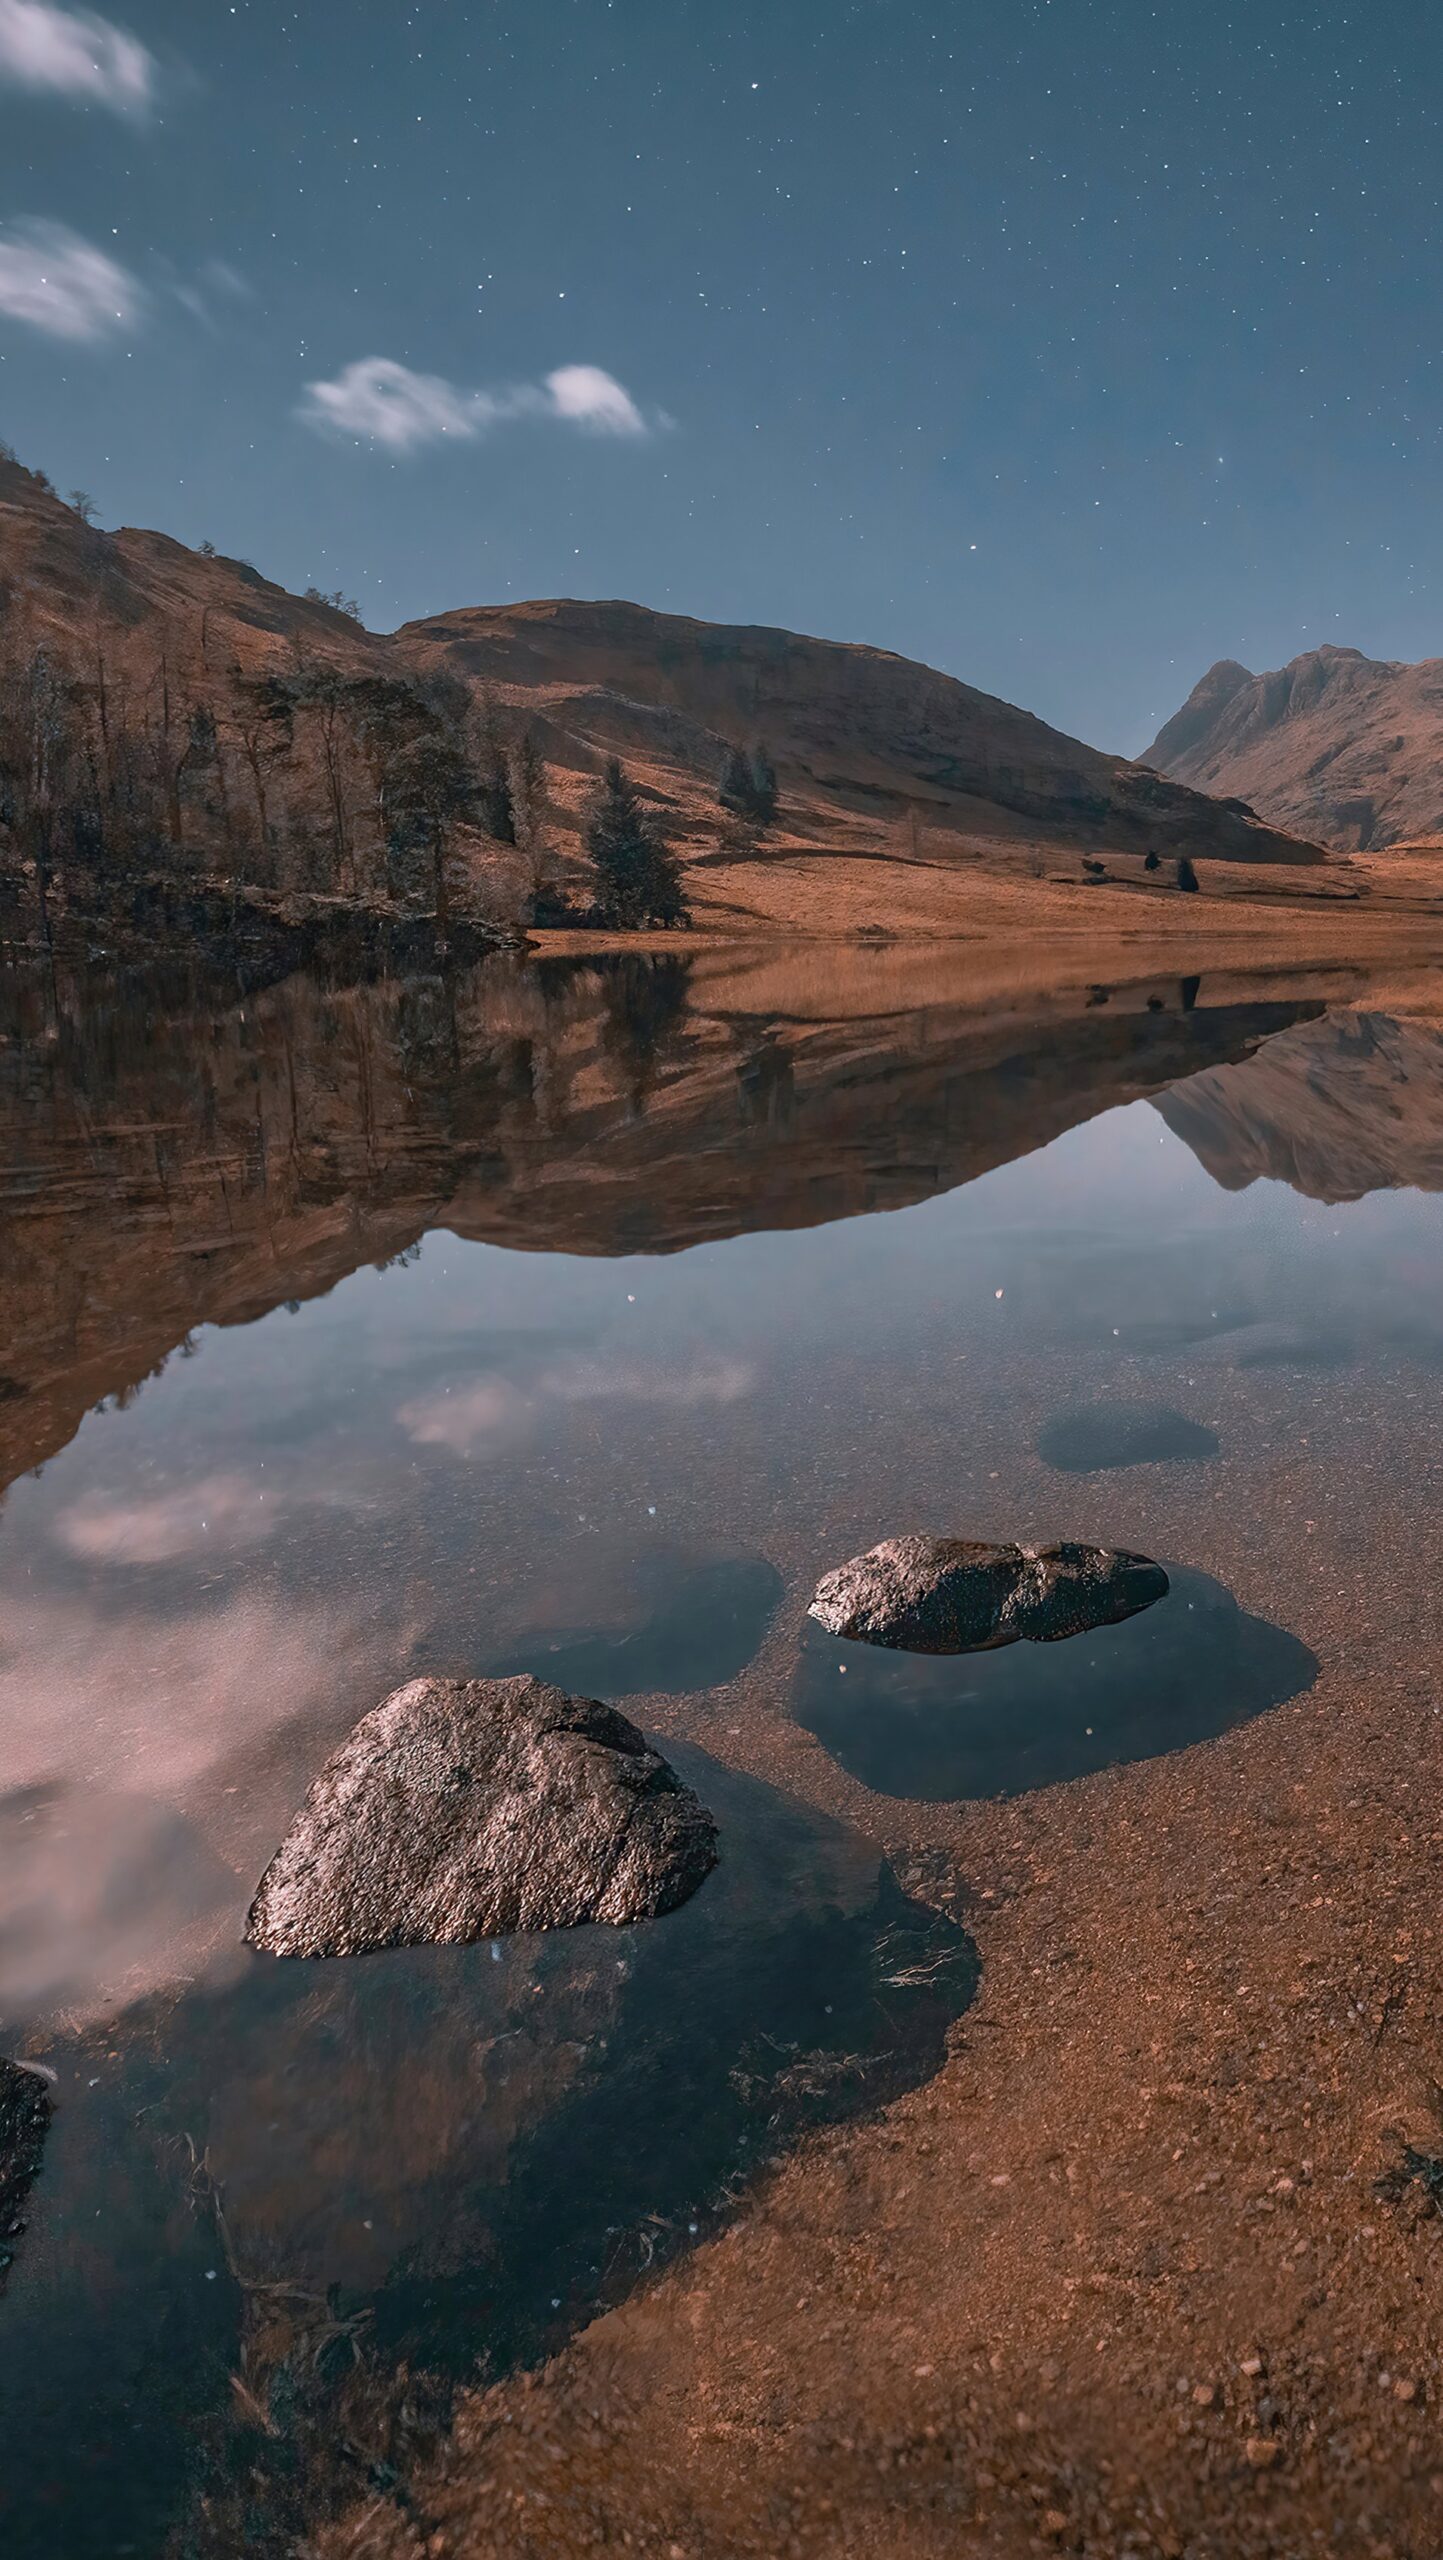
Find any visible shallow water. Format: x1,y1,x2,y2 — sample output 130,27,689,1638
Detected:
2,949,1443,2548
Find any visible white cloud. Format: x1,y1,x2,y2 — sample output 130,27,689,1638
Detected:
0,0,154,113
544,363,646,436
299,355,481,452
300,353,656,454
0,219,139,339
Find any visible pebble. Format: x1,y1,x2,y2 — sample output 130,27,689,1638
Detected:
1245,2436,1282,2469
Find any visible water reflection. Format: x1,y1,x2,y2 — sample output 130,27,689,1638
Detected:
3,1757,975,2558
1157,1010,1443,1200
792,1568,1318,1800
0,949,1336,1491
1,943,1438,2553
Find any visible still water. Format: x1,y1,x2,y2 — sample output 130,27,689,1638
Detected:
2,949,1441,2550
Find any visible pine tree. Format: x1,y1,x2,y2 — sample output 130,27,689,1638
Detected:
718,740,779,829
1175,853,1199,892
587,757,687,927
510,729,546,860
473,695,516,843
510,728,558,914
719,745,754,816
748,743,778,825
477,742,514,842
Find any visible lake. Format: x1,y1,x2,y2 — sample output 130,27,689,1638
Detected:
2,944,1440,2552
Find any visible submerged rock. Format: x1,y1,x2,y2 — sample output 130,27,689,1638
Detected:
0,2056,50,2290
808,1536,1168,1655
1037,1401,1220,1474
246,1674,718,1958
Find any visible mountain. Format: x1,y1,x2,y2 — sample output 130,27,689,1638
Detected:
0,451,1323,951
392,595,1320,867
1147,644,1443,850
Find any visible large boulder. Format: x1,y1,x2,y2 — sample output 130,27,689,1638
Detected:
808,1536,1168,1655
246,1675,718,1958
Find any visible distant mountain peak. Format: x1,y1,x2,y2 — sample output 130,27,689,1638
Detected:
1148,642,1442,850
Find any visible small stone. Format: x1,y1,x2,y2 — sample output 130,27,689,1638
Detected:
1245,2435,1281,2469
1042,2514,1068,2540
1394,2379,1418,2404
1193,2382,1217,2407
807,1536,1168,1655
1240,2354,1264,2377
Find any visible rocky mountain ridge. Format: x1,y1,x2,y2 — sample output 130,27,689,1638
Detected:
1148,643,1443,850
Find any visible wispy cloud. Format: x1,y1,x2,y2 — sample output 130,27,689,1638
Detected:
301,356,483,451
0,0,154,114
0,218,138,338
397,1352,753,1459
162,251,252,331
0,1587,379,2021
299,354,654,454
53,1462,372,1564
55,1472,280,1565
395,1375,531,1459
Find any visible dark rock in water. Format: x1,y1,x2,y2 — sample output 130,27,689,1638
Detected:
246,1674,718,1957
1038,1401,1221,1473
795,1565,1318,1801
808,1536,1168,1655
0,2056,49,2290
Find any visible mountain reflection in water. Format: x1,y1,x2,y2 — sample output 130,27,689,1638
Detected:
0,946,1332,1492
1155,1008,1443,1200
2,941,1441,2555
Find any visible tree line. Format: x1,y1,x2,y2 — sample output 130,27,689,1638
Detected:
0,641,705,937
0,645,535,925
0,625,805,942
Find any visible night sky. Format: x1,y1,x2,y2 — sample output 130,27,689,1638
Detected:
1,0,1439,752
